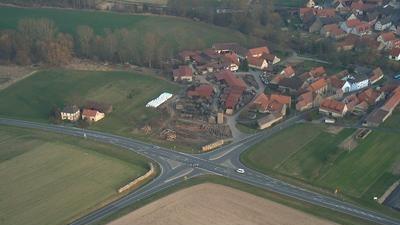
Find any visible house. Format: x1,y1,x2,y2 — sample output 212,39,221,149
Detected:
173,66,193,82
216,70,247,114
187,84,214,100
357,88,384,105
315,8,336,18
369,67,384,84
222,52,240,72
321,24,347,39
213,42,248,58
257,113,284,130
278,77,306,94
343,94,359,112
252,93,291,114
307,78,328,94
336,34,358,51
263,53,281,65
319,98,348,117
340,19,371,36
60,105,80,122
365,86,400,126
82,109,105,122
247,46,270,58
341,72,370,93
389,48,400,60
309,17,341,33
280,66,296,78
328,76,345,98
377,32,396,49
248,56,268,70
296,91,314,111
375,17,393,31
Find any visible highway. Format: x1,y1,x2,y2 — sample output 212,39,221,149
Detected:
1,117,400,225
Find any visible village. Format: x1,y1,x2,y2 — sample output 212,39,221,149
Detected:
57,36,400,151
54,0,400,152
298,0,400,59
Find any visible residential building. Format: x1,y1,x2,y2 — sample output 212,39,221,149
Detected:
187,85,214,100
173,66,193,82
248,56,268,70
60,105,80,122
307,78,328,94
296,91,314,111
252,93,291,114
82,109,105,122
247,46,270,58
319,98,348,117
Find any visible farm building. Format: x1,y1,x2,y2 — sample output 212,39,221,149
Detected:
60,105,80,122
146,92,173,108
319,98,348,117
82,109,105,122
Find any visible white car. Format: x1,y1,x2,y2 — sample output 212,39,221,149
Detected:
236,168,245,174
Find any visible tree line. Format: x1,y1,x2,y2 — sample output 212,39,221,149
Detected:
0,18,180,68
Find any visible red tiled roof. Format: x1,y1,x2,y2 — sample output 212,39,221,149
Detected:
299,7,314,16
382,87,400,112
253,93,291,112
82,109,99,118
248,46,270,57
390,48,400,57
187,85,214,99
357,88,381,105
308,78,327,92
216,70,247,90
223,52,240,65
379,32,396,42
320,99,347,114
173,66,193,79
247,56,266,67
346,19,362,27
281,66,295,77
310,67,326,77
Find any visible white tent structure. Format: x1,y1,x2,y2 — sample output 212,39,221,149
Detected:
146,92,173,108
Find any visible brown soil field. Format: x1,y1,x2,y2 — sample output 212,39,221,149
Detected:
107,183,338,225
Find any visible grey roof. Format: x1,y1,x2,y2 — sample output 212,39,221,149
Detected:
62,105,80,113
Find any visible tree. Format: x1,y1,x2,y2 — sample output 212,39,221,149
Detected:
142,32,160,68
76,25,94,57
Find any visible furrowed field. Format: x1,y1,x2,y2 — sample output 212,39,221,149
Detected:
0,6,255,51
241,124,400,202
0,69,179,139
0,125,149,225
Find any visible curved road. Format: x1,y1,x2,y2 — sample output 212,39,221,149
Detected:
1,118,400,225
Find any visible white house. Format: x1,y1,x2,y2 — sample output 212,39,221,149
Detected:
341,74,370,93
375,17,392,31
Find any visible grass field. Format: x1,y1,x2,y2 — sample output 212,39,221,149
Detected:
0,6,255,51
241,123,400,201
0,69,179,137
0,125,149,225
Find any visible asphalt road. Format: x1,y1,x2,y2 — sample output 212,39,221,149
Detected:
1,117,400,225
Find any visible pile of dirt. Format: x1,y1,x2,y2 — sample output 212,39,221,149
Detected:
107,183,338,225
325,126,344,135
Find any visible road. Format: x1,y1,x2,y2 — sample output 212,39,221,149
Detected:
1,117,400,225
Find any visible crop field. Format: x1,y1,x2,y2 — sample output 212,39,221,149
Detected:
0,6,254,51
107,183,338,225
0,69,179,136
0,125,149,225
242,124,400,200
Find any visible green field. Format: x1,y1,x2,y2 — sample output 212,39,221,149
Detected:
0,69,178,137
0,125,149,225
0,6,254,51
242,124,400,200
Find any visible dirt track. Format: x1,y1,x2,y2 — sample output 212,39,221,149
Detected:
107,183,338,225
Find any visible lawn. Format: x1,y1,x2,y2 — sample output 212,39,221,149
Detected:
0,6,254,51
0,69,179,137
242,123,400,201
383,108,400,129
0,125,149,225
